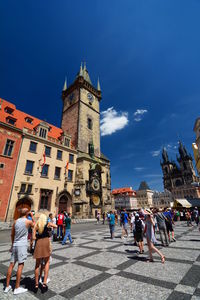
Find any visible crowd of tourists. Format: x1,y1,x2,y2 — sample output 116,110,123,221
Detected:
3,206,200,295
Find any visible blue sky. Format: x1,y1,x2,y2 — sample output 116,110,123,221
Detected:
1,0,200,191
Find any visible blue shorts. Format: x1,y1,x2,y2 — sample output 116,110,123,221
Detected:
109,224,115,233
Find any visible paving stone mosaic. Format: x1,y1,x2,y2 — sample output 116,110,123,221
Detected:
0,222,200,299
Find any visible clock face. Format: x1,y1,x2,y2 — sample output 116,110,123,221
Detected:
87,93,94,103
91,178,100,191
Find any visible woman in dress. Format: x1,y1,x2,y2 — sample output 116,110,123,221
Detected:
33,214,57,291
144,209,165,263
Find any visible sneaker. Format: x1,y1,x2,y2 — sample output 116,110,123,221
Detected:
172,238,176,242
47,278,50,284
13,287,28,295
39,277,43,284
4,285,11,293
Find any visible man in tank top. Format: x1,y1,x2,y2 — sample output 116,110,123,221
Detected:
4,208,35,295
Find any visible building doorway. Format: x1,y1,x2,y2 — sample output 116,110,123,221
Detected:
14,197,32,220
58,193,72,214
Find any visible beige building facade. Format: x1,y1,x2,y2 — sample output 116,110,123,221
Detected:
152,190,173,208
7,125,77,221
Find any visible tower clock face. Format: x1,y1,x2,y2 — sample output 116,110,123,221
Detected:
91,178,100,191
87,93,94,103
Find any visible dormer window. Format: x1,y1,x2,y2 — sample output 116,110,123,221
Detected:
25,117,33,124
64,137,71,147
6,117,16,126
39,127,47,138
5,106,14,115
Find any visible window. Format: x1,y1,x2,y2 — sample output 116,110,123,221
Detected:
54,167,61,179
88,143,94,156
25,117,33,124
68,169,73,181
5,107,14,114
64,137,70,147
57,150,62,160
20,184,26,193
39,127,47,139
3,140,14,157
6,117,16,126
27,184,32,194
69,154,74,163
41,164,49,177
19,183,32,194
25,160,34,175
29,141,37,153
40,195,49,210
0,163,4,169
87,118,92,130
45,146,51,157
39,189,52,210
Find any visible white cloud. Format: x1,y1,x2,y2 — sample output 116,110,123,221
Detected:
134,109,148,122
151,150,161,157
100,107,128,136
134,167,145,171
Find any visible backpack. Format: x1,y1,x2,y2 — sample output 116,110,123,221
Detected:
135,219,143,233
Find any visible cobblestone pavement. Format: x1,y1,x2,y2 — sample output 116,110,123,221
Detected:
0,222,200,299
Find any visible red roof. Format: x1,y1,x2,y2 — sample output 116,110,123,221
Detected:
112,187,136,196
0,98,63,139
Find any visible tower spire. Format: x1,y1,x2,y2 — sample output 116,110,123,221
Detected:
79,62,83,76
63,77,67,91
97,77,101,91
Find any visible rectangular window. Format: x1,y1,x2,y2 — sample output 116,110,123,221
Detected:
25,160,34,175
3,139,15,157
0,163,4,169
41,164,49,177
54,167,61,179
6,117,16,125
25,117,33,124
40,195,48,209
39,127,47,139
5,107,14,114
57,150,63,160
68,169,73,181
69,154,74,163
27,184,32,194
20,183,26,193
64,138,70,147
39,189,52,210
29,141,37,153
45,146,51,157
87,118,92,130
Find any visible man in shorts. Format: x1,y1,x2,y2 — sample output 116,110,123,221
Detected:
121,209,129,239
4,208,35,295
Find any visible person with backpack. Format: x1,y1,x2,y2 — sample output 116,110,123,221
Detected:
153,208,169,247
134,213,144,254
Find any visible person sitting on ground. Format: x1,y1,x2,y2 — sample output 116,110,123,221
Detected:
4,208,35,295
134,213,144,254
33,214,57,292
62,213,73,245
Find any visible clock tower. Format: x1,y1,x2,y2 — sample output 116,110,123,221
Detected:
61,63,112,218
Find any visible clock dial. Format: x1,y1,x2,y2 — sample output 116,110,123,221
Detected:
91,178,100,191
87,93,94,103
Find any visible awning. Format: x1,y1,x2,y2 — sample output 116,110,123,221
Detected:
175,199,192,208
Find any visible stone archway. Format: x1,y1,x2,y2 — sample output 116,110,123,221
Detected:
14,197,33,220
58,191,72,214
